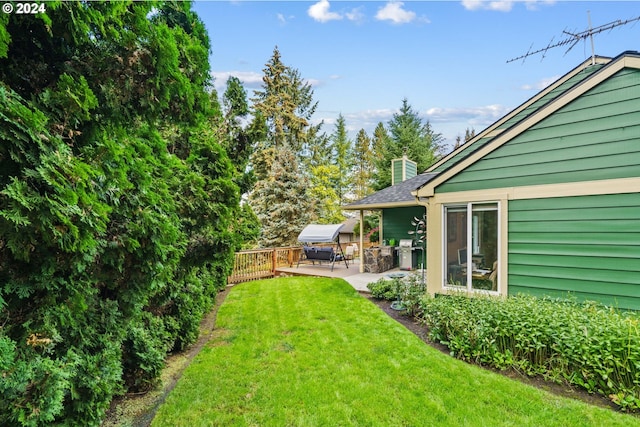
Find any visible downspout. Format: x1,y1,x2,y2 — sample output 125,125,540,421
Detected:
414,195,430,286
359,209,365,273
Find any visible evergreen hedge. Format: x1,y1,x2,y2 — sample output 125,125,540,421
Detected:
0,2,240,425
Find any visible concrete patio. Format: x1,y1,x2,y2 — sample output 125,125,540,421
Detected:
276,258,409,292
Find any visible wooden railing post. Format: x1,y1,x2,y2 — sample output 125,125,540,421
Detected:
272,248,277,276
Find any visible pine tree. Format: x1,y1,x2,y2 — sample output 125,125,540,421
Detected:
302,124,332,171
251,46,317,152
371,122,391,190
331,114,353,205
249,145,311,247
249,47,319,245
352,128,374,199
372,98,444,189
221,76,256,194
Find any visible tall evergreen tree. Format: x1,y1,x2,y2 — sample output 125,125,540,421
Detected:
352,128,374,199
249,146,311,247
371,122,391,190
331,114,353,205
249,47,317,246
251,46,317,152
0,2,240,424
372,98,444,189
222,77,253,190
302,124,332,171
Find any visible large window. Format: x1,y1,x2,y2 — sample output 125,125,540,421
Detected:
444,202,499,292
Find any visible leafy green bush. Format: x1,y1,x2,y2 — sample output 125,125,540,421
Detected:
367,273,426,316
395,273,426,316
419,293,640,411
367,278,397,300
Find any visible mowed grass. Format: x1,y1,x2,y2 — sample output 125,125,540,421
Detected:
152,277,640,427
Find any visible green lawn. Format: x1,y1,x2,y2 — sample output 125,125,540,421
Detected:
152,277,640,426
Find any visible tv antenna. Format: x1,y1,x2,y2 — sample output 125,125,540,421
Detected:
507,11,640,65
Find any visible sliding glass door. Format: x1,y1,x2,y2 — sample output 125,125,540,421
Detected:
444,202,499,292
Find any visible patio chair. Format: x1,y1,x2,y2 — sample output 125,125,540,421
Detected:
345,245,355,260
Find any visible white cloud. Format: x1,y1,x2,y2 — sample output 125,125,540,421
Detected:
520,75,559,91
424,104,510,127
308,0,343,23
345,7,365,23
376,1,416,24
306,78,323,88
461,1,514,12
524,0,556,11
462,0,555,12
211,71,263,92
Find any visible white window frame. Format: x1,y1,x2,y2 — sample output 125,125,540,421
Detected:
442,201,500,293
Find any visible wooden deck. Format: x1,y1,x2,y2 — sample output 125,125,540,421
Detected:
276,258,361,279
227,246,407,292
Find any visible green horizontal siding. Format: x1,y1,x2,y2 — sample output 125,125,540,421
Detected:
508,193,640,310
382,206,425,244
436,68,640,194
508,285,640,311
431,136,493,173
406,161,417,179
430,64,604,174
498,64,605,131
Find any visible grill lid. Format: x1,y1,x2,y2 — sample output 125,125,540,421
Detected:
399,239,413,247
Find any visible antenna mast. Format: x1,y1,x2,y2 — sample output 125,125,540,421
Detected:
507,12,640,64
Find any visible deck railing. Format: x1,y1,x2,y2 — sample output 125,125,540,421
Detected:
227,242,375,284
228,246,303,284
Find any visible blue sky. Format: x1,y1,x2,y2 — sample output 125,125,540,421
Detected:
193,1,640,149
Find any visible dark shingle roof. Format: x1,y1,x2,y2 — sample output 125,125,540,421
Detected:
343,173,438,210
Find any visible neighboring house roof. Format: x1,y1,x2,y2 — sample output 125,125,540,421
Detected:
340,217,359,233
343,172,438,210
415,51,640,198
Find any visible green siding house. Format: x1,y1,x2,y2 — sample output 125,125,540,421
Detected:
348,51,640,309
344,155,433,272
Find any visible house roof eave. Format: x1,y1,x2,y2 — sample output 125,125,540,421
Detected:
416,52,640,198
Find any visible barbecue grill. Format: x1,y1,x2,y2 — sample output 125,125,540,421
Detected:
398,239,414,270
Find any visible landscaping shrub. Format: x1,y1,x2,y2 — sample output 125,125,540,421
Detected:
367,278,397,300
395,273,426,316
367,273,426,316
419,293,640,411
